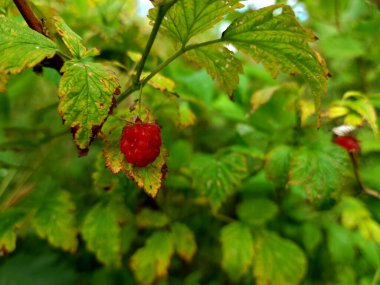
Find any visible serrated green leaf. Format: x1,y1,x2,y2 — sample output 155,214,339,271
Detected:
0,210,25,254
102,106,168,197
171,222,196,262
0,16,57,74
136,209,170,228
32,191,77,252
222,4,329,112
53,16,99,58
187,45,243,97
82,200,128,267
220,222,253,281
58,60,120,154
265,145,293,188
130,231,174,285
149,0,243,45
290,139,351,201
237,198,278,226
253,231,307,285
191,153,247,211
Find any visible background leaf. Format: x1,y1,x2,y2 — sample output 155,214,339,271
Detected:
220,222,253,281
290,138,352,201
130,231,174,285
31,190,77,253
136,208,170,228
0,16,57,74
81,199,128,267
237,198,278,226
171,222,196,262
191,153,247,210
253,231,307,285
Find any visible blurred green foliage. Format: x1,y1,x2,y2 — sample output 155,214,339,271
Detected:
1,0,380,284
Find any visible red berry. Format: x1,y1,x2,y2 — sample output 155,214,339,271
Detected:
120,118,162,167
333,136,360,153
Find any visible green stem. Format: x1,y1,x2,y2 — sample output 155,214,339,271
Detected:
118,38,223,102
133,5,170,86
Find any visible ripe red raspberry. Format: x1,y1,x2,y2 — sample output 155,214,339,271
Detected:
333,136,360,153
120,118,162,167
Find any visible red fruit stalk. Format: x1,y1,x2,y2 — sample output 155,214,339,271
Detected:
333,136,360,153
120,118,162,167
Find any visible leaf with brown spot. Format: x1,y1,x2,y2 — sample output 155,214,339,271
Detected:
58,60,120,154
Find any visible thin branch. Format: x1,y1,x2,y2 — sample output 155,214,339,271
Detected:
133,4,173,85
350,152,380,200
118,38,223,102
13,0,44,34
13,0,64,72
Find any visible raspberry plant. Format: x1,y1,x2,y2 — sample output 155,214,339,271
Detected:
1,0,380,284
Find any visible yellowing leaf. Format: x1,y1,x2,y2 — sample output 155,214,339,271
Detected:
328,106,349,119
54,16,99,58
187,45,243,97
0,16,57,74
171,223,196,262
299,99,315,125
32,191,77,253
58,60,120,154
341,91,378,136
150,0,243,45
127,148,168,197
221,222,253,281
143,72,176,92
222,4,329,113
251,86,281,112
253,231,307,285
130,231,174,285
179,102,196,127
339,197,380,243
